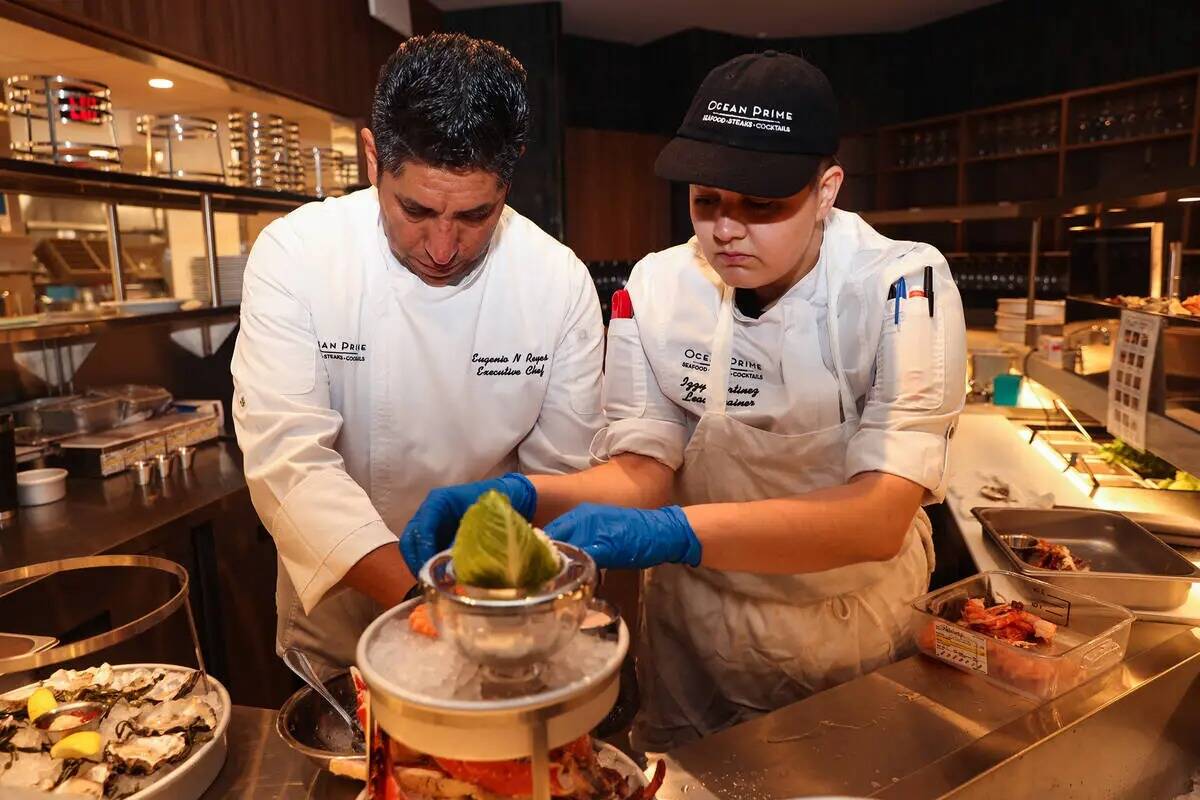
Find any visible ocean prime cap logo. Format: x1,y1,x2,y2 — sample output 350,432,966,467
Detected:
702,100,793,133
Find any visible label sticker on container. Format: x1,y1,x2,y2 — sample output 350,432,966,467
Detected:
934,621,988,674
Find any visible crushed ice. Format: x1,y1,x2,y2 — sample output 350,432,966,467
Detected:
368,620,617,701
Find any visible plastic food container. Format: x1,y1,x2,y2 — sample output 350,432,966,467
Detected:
17,468,68,506
911,571,1133,701
35,395,122,435
88,384,174,419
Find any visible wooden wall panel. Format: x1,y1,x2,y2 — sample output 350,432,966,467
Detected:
444,3,566,239
565,127,672,262
8,0,441,118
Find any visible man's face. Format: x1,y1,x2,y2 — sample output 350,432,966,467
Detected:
689,165,842,300
363,128,508,286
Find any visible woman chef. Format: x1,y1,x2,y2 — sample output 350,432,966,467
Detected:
402,51,967,751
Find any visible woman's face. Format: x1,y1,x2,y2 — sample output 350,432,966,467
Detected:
690,164,843,301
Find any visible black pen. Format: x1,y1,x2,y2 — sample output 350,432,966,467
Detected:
924,265,934,318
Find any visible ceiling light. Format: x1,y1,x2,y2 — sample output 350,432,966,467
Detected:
1068,225,1090,231
87,149,112,159
1106,207,1126,212
148,77,174,90
1179,196,1200,203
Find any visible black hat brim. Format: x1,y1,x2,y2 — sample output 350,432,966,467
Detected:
654,136,824,199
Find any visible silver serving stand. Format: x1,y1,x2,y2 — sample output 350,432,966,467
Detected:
136,114,226,183
356,543,627,800
0,554,208,684
4,75,121,170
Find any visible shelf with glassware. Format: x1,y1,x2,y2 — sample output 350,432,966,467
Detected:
871,68,1199,216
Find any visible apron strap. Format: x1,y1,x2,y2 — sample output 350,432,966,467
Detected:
706,284,736,415
822,257,859,426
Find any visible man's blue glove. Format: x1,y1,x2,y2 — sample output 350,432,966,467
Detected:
399,473,536,578
544,504,701,570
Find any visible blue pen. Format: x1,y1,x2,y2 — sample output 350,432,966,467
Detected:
893,276,907,325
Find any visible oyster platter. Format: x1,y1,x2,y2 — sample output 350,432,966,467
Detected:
0,662,229,798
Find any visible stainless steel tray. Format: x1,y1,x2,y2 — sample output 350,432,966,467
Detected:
972,506,1200,610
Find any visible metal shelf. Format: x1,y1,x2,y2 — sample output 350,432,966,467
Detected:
863,165,1200,226
0,305,239,345
1024,354,1200,478
0,157,318,213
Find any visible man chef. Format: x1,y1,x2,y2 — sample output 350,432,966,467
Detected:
231,33,604,675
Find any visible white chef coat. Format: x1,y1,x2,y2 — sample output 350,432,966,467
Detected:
232,188,604,630
593,207,966,501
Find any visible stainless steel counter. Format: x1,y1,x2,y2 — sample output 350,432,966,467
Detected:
203,706,361,800
0,440,247,576
656,621,1200,799
211,624,1200,799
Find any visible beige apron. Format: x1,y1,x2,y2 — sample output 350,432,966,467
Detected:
632,265,935,753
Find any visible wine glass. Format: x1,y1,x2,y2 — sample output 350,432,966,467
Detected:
896,132,912,168
995,116,1013,155
1172,85,1194,131
1142,88,1165,135
1096,98,1115,141
975,117,995,157
1042,108,1060,149
1118,94,1139,139
1074,105,1092,143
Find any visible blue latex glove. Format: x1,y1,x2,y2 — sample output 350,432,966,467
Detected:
544,504,701,570
399,473,536,578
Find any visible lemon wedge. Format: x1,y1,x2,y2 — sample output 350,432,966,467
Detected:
27,687,56,722
50,730,103,760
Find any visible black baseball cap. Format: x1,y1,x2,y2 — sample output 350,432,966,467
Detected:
654,50,840,198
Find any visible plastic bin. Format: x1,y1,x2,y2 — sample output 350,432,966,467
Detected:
910,571,1133,701
34,395,122,435
88,384,173,420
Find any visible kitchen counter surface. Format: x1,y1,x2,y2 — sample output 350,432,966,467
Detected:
202,705,361,800
0,439,247,576
945,410,1200,624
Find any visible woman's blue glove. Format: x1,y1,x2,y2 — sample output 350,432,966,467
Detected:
399,473,536,577
544,504,701,570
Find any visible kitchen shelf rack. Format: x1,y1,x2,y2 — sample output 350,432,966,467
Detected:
0,156,318,342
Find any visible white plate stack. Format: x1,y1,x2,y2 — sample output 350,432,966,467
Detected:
189,255,248,306
995,297,1065,344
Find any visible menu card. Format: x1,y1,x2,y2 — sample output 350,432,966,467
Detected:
1106,309,1162,450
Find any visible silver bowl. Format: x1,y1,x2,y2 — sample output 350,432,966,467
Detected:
33,700,105,744
419,541,596,679
275,672,366,779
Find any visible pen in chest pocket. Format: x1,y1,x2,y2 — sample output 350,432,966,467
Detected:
887,267,936,325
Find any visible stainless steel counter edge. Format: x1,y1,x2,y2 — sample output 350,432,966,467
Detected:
656,623,1200,799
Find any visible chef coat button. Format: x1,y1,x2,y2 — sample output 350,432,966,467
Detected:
238,396,246,409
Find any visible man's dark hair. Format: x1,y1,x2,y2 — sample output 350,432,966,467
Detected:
371,33,530,183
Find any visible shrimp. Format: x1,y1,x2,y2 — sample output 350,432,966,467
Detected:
408,603,439,639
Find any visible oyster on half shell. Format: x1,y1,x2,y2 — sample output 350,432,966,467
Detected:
106,732,190,776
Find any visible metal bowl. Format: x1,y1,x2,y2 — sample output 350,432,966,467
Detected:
275,672,366,779
419,541,595,676
33,700,105,743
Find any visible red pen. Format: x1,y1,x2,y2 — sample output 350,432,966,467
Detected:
611,289,634,320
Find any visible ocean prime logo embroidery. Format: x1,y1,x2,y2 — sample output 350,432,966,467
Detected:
320,340,368,362
702,100,793,133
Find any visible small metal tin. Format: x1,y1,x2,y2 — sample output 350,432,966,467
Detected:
33,700,106,744
176,445,195,470
154,452,174,480
130,459,154,486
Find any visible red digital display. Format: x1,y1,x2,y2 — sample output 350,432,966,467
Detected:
61,93,102,124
